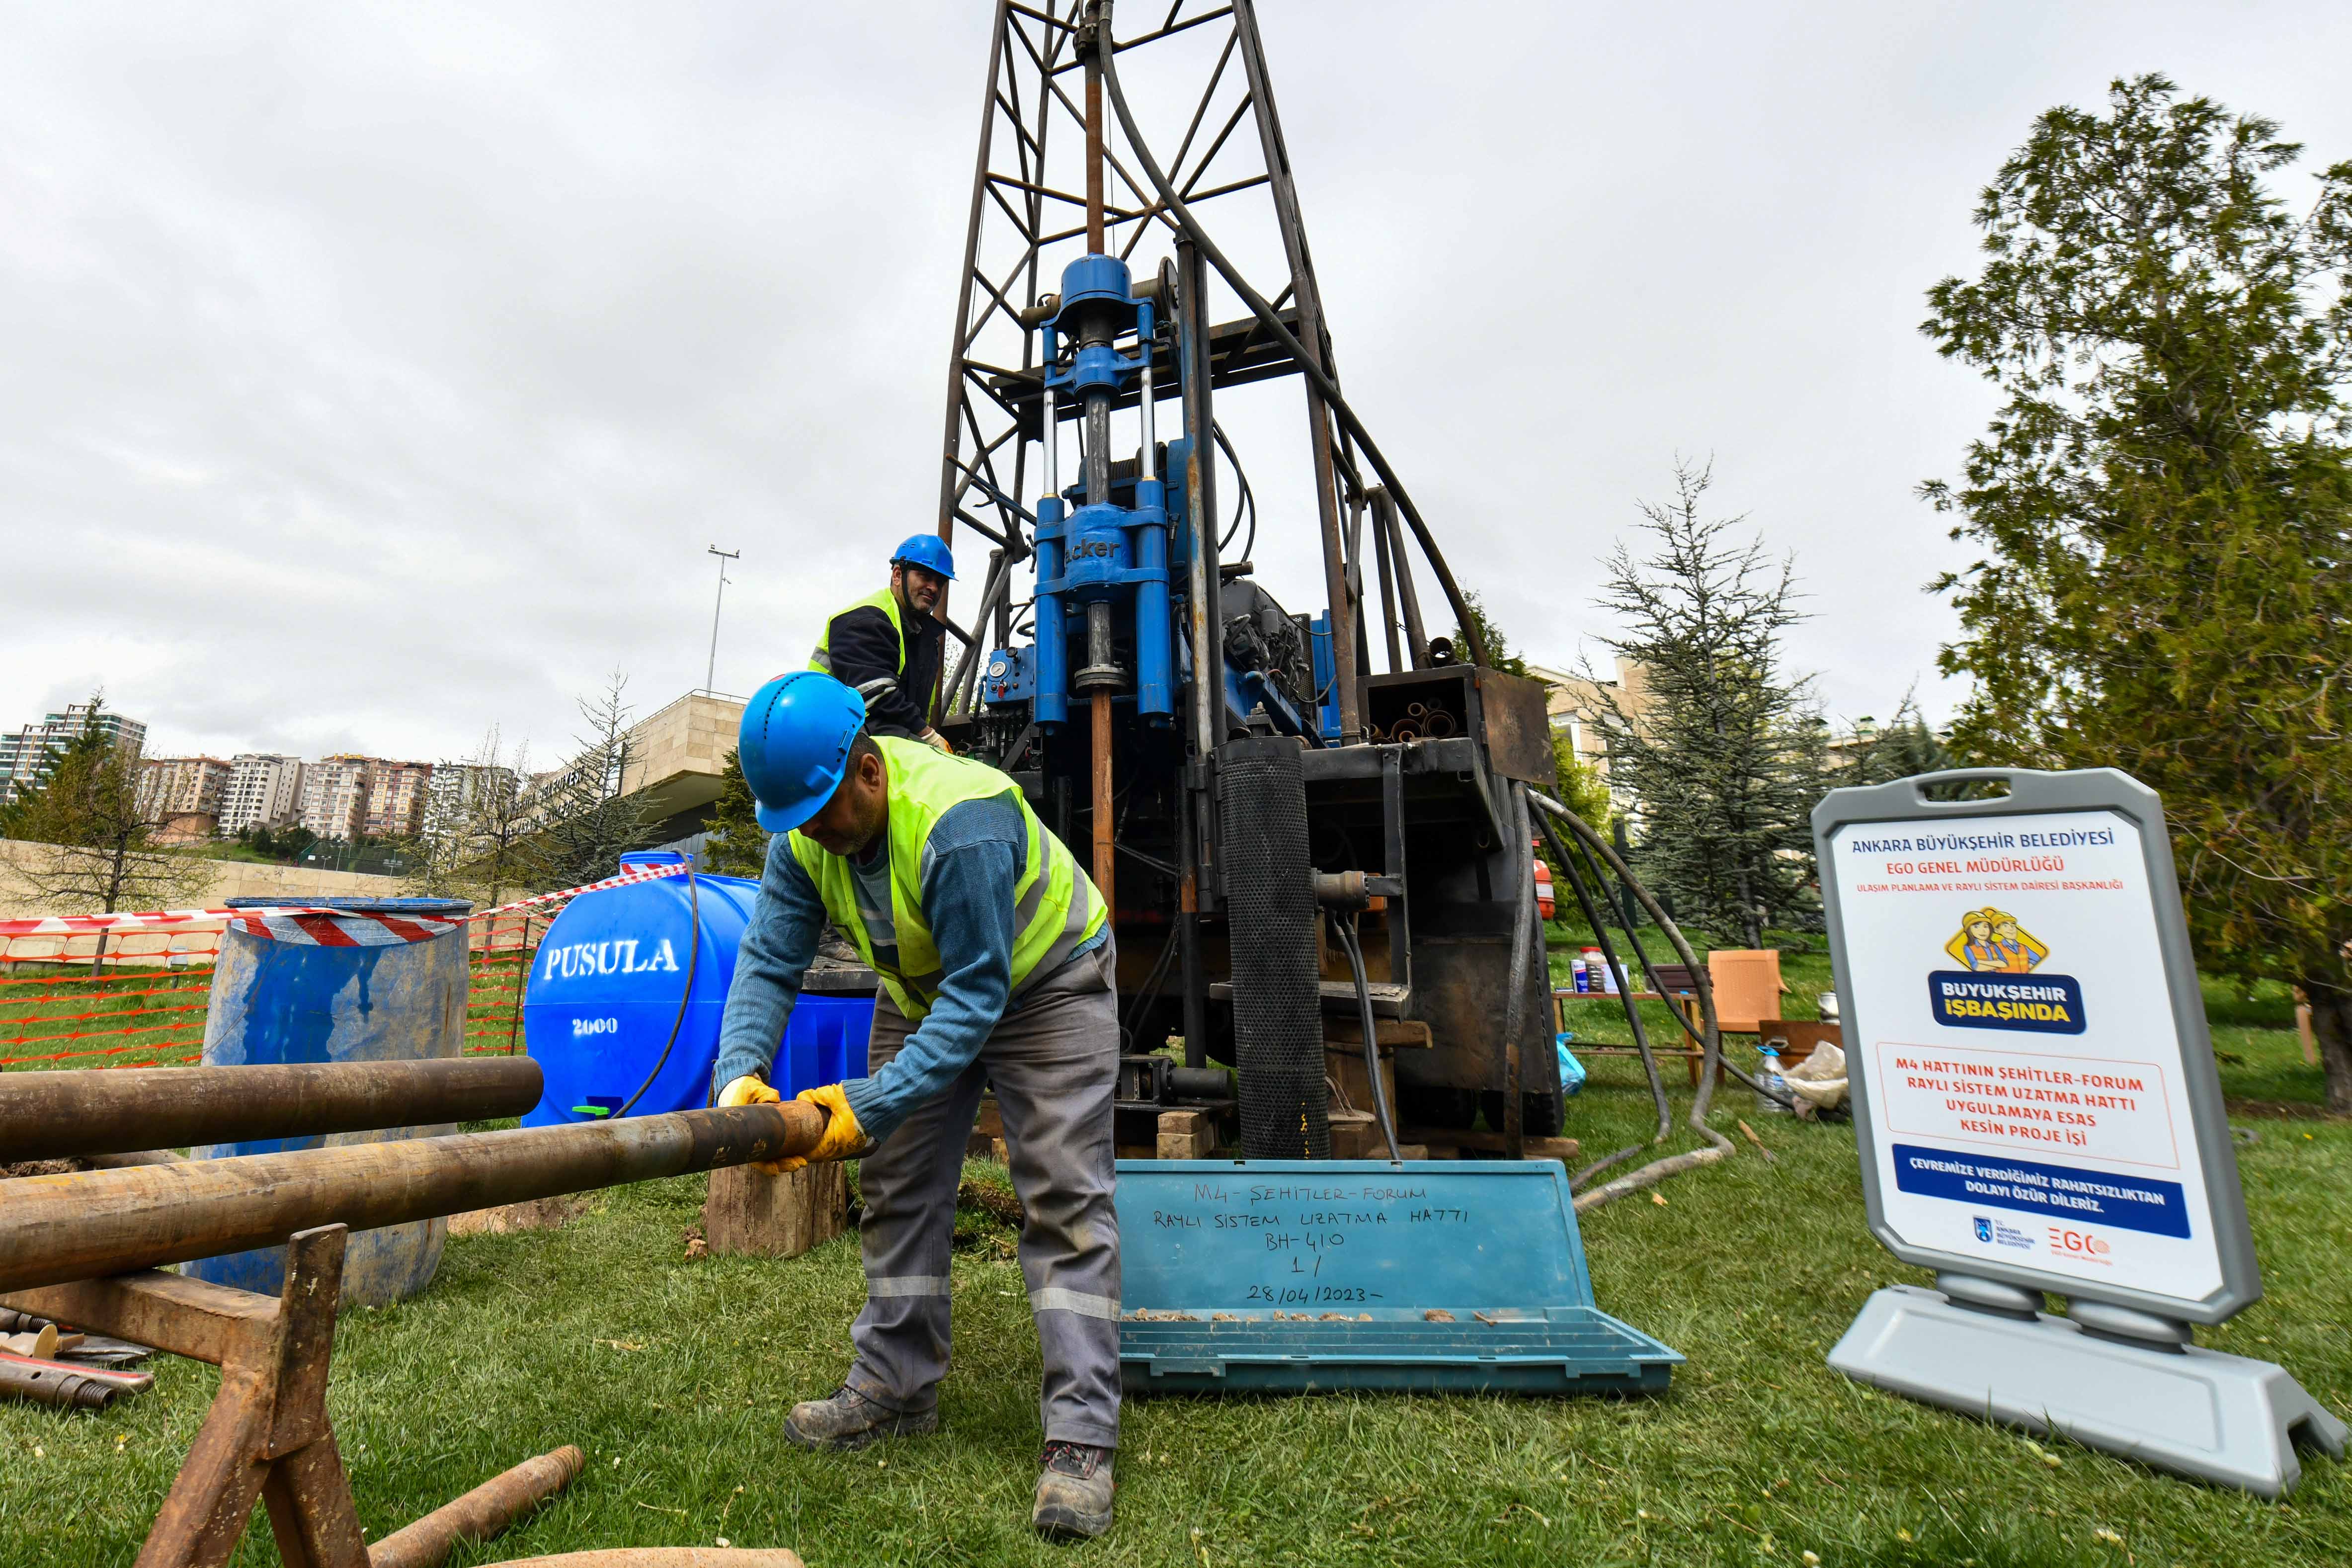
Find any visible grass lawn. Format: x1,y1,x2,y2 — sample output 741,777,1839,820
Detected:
3,929,2347,1566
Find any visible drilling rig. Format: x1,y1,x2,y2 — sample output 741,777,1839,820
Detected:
927,0,1560,1159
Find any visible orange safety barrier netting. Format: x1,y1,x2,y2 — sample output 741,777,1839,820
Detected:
0,864,682,1075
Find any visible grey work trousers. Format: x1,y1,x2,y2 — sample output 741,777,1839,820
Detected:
842,936,1122,1449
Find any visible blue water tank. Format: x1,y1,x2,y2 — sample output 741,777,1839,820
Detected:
522,851,873,1124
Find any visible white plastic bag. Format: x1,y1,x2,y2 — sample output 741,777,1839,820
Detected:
1781,1041,1847,1119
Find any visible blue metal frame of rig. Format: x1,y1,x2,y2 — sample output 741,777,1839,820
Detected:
991,250,1343,746
1032,252,1172,726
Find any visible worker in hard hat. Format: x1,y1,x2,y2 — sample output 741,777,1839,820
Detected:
808,534,956,745
713,669,1119,1540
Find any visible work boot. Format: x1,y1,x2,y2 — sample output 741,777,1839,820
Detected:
781,1385,937,1452
1031,1440,1115,1540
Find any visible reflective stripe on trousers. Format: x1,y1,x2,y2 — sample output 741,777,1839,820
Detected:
840,937,1122,1447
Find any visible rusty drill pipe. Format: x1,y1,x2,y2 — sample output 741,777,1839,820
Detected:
0,1058,545,1163
369,1444,585,1568
479,1554,807,1568
0,1357,119,1409
0,1102,825,1295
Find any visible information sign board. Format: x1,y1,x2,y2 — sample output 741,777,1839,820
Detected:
1814,767,2258,1320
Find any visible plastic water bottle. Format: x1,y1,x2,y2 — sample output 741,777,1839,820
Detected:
1570,954,1590,993
1755,1044,1790,1114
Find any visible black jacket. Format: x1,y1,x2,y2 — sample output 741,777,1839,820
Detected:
826,598,945,738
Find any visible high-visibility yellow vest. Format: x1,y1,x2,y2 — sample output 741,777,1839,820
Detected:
808,589,905,699
788,737,1105,1021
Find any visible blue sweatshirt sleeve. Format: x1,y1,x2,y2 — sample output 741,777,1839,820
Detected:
713,832,824,1092
840,795,1024,1147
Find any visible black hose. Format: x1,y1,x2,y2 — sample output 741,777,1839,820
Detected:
1500,780,1537,1155
1546,801,1800,1114
1529,793,1760,1135
1330,913,1401,1160
616,858,701,1117
1095,10,1490,668
1211,420,1257,559
1540,810,1670,1147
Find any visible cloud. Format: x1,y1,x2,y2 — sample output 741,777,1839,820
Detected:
3,0,2346,759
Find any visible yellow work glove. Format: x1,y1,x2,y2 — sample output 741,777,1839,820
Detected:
718,1073,780,1108
764,1082,870,1175
919,727,954,753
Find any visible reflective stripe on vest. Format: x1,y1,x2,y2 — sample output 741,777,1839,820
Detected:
787,737,1105,1021
808,588,905,681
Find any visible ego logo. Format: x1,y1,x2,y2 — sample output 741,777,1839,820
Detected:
2047,1226,2113,1263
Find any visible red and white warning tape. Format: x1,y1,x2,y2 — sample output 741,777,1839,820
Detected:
0,859,690,948
463,859,690,924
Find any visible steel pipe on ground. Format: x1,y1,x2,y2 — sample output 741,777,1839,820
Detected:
369,1445,585,1568
0,1102,825,1294
0,1058,545,1163
478,1553,806,1567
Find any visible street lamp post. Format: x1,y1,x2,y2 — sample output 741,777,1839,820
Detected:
705,546,741,696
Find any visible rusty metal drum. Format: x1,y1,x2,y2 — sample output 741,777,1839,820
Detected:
182,897,472,1306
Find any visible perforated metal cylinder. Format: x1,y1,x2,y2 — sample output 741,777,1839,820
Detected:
1219,736,1327,1157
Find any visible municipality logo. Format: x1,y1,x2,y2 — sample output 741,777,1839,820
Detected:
1928,908,2085,1035
1973,1216,1994,1243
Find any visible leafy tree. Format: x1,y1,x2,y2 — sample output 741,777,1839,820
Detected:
701,747,770,877
534,674,658,892
1921,75,2352,1109
1549,730,1614,831
1447,588,1529,678
1586,461,1823,946
0,696,206,970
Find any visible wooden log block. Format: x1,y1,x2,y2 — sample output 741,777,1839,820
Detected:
1155,1110,1215,1160
1398,1128,1581,1162
1327,1111,1379,1159
973,1098,1004,1139
1324,1047,1396,1121
1321,1017,1433,1049
701,1162,846,1259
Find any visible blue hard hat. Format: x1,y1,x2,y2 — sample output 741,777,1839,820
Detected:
738,671,867,834
890,533,956,581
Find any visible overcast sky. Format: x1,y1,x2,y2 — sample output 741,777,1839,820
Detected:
6,1,2349,766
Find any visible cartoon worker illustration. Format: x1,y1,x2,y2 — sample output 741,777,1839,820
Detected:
1945,908,2047,973
1989,911,2046,973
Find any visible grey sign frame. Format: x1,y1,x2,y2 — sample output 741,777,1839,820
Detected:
1812,766,2261,1324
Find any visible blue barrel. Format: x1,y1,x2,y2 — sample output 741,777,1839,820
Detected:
522,851,871,1126
186,897,473,1307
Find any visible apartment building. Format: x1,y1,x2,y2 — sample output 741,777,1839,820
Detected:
135,755,234,823
297,755,373,841
425,762,519,837
362,759,434,839
0,703,149,803
218,754,306,834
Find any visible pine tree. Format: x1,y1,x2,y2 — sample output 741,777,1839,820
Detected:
1586,462,1824,946
701,747,770,877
